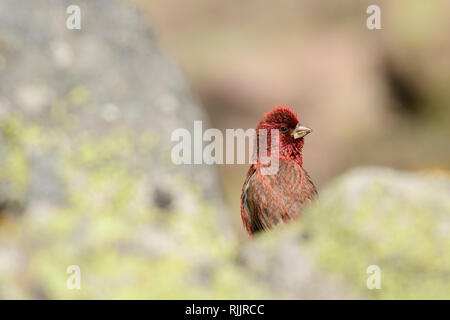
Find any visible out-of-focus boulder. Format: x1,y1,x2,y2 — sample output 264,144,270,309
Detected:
0,0,252,299
242,167,450,299
0,0,227,220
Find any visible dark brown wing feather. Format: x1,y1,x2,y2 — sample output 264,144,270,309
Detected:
240,159,317,236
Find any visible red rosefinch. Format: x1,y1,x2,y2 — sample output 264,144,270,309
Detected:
240,106,317,236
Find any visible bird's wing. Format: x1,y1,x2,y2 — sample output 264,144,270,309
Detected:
240,159,317,235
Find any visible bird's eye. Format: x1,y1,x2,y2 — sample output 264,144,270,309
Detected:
280,126,288,132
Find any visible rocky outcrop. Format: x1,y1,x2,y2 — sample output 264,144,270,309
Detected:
242,167,450,299
0,0,236,299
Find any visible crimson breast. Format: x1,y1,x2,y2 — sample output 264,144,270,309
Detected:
240,159,318,236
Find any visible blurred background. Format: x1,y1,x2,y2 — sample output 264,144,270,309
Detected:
134,0,450,231
0,0,449,299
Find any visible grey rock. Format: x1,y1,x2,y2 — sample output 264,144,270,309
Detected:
241,167,450,299
0,0,230,233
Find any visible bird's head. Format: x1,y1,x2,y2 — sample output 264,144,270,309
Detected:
256,106,312,164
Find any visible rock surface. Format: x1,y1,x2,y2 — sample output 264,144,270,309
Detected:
245,167,450,299
0,0,240,299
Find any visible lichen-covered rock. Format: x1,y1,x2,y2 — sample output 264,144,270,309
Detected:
0,0,227,218
0,0,253,299
243,167,450,299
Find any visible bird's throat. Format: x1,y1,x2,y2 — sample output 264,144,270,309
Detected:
256,133,304,166
280,143,303,166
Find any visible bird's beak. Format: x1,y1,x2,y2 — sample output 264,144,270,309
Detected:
292,124,312,139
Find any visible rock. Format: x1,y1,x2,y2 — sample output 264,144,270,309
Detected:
0,0,243,299
244,167,450,299
0,0,225,215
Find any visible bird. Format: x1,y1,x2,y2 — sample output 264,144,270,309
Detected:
240,106,317,236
